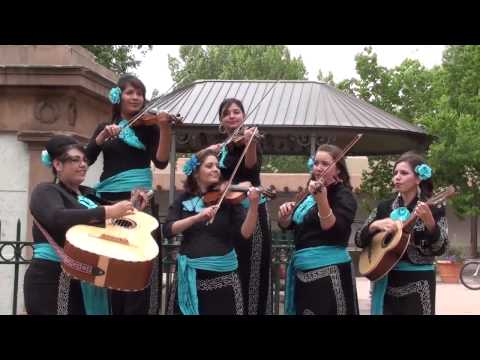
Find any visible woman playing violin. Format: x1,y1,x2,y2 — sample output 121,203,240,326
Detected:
85,74,172,315
278,144,358,315
355,151,448,315
163,148,260,315
206,98,273,315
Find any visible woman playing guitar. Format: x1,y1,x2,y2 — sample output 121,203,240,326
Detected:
355,151,448,315
24,135,135,315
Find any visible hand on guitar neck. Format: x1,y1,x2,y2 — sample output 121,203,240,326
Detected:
104,200,134,219
130,188,154,211
413,201,436,232
369,200,436,236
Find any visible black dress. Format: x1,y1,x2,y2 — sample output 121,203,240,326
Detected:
219,142,272,315
163,193,247,315
85,121,168,315
355,194,448,315
285,183,359,315
24,182,107,315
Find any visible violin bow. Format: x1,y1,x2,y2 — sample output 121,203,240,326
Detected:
220,80,280,149
207,127,259,225
316,133,363,183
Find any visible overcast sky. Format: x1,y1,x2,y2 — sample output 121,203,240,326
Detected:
135,45,446,98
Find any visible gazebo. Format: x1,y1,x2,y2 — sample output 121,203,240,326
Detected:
150,80,431,202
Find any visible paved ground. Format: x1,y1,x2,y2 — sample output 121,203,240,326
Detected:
356,277,480,315
5,273,479,315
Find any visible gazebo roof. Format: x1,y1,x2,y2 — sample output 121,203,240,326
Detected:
153,80,431,156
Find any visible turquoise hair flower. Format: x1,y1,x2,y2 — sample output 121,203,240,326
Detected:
415,164,432,181
108,87,122,104
390,207,411,222
183,154,200,176
307,157,314,172
41,149,52,167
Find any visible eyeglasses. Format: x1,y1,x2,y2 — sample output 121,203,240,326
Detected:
63,156,88,165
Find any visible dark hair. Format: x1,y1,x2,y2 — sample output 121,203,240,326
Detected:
45,135,86,181
111,74,147,124
218,98,245,121
311,144,352,190
183,148,220,195
393,151,433,200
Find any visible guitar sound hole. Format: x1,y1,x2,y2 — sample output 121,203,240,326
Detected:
112,219,136,229
382,233,393,248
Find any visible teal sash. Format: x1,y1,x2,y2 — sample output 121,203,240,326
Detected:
33,243,60,262
95,168,152,196
177,250,238,315
285,245,352,315
76,194,110,315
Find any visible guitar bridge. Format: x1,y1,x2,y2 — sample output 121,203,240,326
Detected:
93,233,130,245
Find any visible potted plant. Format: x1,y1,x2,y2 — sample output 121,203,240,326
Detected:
436,246,465,283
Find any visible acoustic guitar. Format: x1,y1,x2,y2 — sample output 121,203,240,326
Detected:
65,210,159,291
358,185,456,281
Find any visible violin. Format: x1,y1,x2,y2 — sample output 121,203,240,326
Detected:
202,181,277,206
308,174,342,194
225,126,264,150
131,110,183,128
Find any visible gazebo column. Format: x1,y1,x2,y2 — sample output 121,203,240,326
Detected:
168,129,177,205
310,134,316,158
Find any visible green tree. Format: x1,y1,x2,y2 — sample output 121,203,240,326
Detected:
169,45,308,173
317,69,335,86
442,45,480,117
421,96,480,218
168,45,307,88
335,47,444,211
424,46,480,255
334,45,479,253
82,45,152,74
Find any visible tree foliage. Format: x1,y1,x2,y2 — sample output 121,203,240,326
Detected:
168,45,307,88
82,45,152,74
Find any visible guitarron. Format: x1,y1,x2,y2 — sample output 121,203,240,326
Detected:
65,210,159,291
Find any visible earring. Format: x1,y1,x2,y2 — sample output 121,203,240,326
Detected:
218,123,226,134
417,185,422,199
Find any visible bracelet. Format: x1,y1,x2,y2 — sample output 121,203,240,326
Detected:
318,209,333,220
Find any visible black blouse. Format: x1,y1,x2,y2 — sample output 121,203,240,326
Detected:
355,195,448,264
220,142,262,186
162,192,248,259
284,183,358,250
85,121,168,201
30,182,107,247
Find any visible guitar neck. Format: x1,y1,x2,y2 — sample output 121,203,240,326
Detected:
402,215,418,234
402,202,435,233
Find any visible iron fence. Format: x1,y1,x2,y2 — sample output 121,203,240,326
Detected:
2,219,362,315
